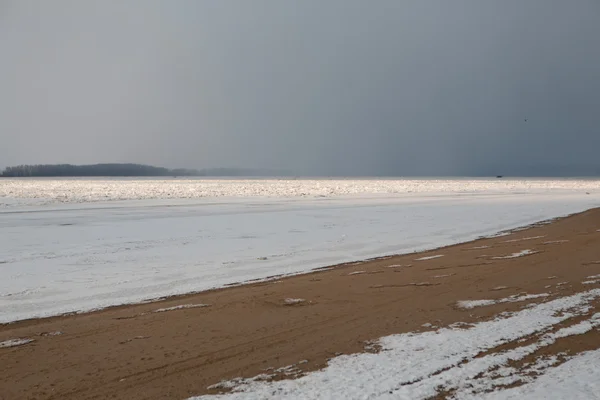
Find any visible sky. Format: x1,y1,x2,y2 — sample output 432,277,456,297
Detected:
1,1,599,176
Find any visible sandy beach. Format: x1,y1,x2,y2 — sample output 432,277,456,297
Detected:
1,207,599,399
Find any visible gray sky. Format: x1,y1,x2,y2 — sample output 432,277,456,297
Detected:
1,1,599,176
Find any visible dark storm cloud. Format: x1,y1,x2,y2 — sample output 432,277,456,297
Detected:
1,1,599,176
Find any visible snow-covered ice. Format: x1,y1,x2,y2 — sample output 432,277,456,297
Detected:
1,177,598,207
1,179,599,323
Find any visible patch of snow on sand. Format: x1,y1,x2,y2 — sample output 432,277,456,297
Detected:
553,314,600,339
446,315,600,399
415,255,444,261
456,293,550,309
40,331,63,337
492,249,538,259
583,280,600,285
190,290,600,400
470,245,491,249
543,240,569,244
503,235,546,243
283,298,306,305
457,299,497,308
154,304,210,313
477,348,600,400
385,264,411,268
0,338,34,348
347,271,366,276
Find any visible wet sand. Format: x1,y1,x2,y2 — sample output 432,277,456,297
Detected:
1,208,600,400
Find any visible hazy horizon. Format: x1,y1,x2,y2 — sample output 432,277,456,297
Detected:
1,1,599,177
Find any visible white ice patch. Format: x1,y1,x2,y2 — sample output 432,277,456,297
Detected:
154,304,210,313
190,289,600,400
492,249,538,259
385,264,411,268
0,338,34,348
3,178,599,206
470,245,491,249
347,271,366,276
415,255,444,261
543,240,569,244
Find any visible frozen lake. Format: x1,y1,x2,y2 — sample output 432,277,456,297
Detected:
1,178,599,323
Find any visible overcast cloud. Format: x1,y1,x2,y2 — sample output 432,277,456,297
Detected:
1,1,599,176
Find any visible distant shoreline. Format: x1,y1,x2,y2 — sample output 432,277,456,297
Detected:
0,163,286,178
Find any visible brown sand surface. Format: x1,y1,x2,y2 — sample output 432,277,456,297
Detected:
1,208,600,400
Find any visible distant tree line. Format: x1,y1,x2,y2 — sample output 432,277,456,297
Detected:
0,163,201,177
0,163,289,177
